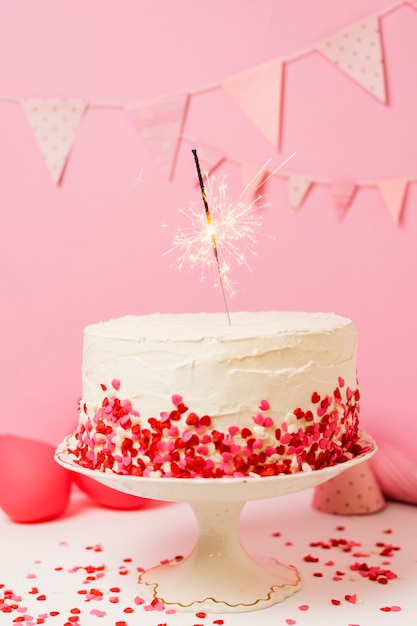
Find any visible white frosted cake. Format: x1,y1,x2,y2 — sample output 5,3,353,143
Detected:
67,311,366,478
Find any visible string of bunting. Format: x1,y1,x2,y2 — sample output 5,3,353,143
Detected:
180,137,413,224
0,0,415,224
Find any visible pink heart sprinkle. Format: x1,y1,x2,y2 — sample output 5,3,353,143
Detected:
338,376,345,387
90,609,106,617
285,620,297,625
263,416,274,428
298,604,310,611
259,399,270,411
228,426,239,437
253,414,264,425
111,378,120,390
172,394,183,406
391,606,402,611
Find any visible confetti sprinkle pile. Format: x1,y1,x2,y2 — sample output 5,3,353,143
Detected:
68,377,368,478
0,520,405,625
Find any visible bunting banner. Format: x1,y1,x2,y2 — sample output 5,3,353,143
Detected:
378,178,409,223
331,180,357,218
126,93,190,181
316,15,387,103
287,174,313,212
222,58,284,150
21,98,87,184
1,1,415,222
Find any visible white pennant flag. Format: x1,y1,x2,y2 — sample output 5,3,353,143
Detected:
316,15,387,103
126,93,189,181
21,98,87,184
287,174,312,212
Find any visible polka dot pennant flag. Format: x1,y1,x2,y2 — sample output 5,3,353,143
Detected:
377,178,409,223
316,15,387,103
222,58,284,150
287,174,313,212
330,179,357,218
126,92,190,181
21,98,87,184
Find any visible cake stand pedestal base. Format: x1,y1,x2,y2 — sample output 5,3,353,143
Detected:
138,500,302,612
55,433,376,613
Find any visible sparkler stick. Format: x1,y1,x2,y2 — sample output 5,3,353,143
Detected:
192,149,231,325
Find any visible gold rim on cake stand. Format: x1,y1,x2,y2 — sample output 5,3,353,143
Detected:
55,432,377,613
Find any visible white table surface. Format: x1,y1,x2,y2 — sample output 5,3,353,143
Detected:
1,486,416,626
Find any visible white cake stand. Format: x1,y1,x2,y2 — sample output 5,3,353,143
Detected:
55,434,376,613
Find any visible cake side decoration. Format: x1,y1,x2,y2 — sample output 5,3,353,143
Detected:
68,377,366,478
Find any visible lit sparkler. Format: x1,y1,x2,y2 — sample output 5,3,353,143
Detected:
165,150,296,313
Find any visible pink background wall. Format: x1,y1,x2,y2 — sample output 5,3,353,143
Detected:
1,1,416,459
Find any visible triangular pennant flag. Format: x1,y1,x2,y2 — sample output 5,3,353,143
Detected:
316,15,387,103
222,58,284,149
240,161,269,199
21,98,87,184
126,93,190,181
287,174,312,212
192,141,225,179
331,179,357,218
378,178,409,223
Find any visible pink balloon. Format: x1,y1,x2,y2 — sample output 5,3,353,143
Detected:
370,441,417,506
0,434,72,523
74,473,149,510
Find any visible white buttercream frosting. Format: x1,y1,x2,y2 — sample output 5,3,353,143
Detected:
82,311,357,429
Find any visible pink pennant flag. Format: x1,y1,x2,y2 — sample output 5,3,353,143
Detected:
316,15,387,103
192,141,225,179
126,93,190,181
21,98,87,184
240,161,268,199
378,178,409,223
287,174,312,212
222,58,284,149
331,179,357,218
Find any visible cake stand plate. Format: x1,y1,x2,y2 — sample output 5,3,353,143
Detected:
55,434,376,613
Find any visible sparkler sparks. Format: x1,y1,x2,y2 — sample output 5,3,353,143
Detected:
164,151,296,306
165,167,268,298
